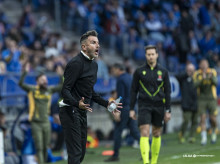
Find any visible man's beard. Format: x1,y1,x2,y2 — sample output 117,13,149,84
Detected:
39,84,47,90
87,49,97,59
148,60,154,65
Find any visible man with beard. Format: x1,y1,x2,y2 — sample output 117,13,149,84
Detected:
59,30,122,164
19,63,63,164
193,59,218,145
130,45,171,164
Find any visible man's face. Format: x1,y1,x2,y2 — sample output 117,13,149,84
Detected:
9,40,17,51
37,75,48,89
82,36,100,59
145,48,158,65
111,67,120,77
200,60,209,72
186,64,195,76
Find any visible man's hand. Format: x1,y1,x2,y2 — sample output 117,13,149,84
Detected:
130,110,137,120
53,114,61,125
208,72,213,79
112,108,121,116
108,101,122,115
108,101,123,109
113,112,121,122
164,112,171,123
202,72,206,79
79,97,93,112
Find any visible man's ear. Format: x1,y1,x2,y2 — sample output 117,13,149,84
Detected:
81,44,86,51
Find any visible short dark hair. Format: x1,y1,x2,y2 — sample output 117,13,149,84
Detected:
36,72,45,81
144,45,157,53
80,30,98,45
113,63,125,71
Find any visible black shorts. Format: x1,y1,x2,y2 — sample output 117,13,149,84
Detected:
138,106,165,127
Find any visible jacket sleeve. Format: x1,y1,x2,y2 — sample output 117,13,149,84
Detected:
175,72,187,82
49,75,63,93
130,70,139,110
61,60,82,107
210,69,218,86
91,89,109,108
164,70,171,111
193,71,203,87
18,71,34,92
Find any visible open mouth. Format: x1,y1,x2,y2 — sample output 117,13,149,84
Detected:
95,49,99,55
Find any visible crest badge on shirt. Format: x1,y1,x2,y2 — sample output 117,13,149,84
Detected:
157,70,162,81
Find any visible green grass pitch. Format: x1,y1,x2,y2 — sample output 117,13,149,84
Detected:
53,133,220,164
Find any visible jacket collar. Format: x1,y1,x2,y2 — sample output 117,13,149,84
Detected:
81,50,94,60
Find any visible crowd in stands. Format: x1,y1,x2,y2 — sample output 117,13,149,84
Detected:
0,2,79,75
61,0,220,73
0,0,220,75
0,0,220,163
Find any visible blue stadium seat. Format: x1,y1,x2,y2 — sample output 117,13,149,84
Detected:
94,78,116,94
187,55,198,68
167,56,179,73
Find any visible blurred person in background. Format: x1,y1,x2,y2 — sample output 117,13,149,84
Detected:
175,63,198,143
19,5,35,29
86,126,99,149
66,1,78,31
18,63,63,164
45,37,59,58
96,55,110,86
199,31,216,56
193,59,218,145
105,13,120,55
130,45,171,164
2,39,22,72
104,63,140,162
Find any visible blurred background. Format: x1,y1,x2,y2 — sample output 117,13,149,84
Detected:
0,0,220,163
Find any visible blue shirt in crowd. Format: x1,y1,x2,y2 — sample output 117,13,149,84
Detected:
2,49,22,72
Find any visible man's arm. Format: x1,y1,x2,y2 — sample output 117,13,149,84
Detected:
210,69,218,86
193,71,203,87
164,70,172,122
61,61,82,107
91,90,109,108
130,70,139,111
164,70,171,112
175,72,187,83
49,75,63,93
18,71,34,92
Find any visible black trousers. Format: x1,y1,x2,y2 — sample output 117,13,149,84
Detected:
59,106,87,164
113,108,140,157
